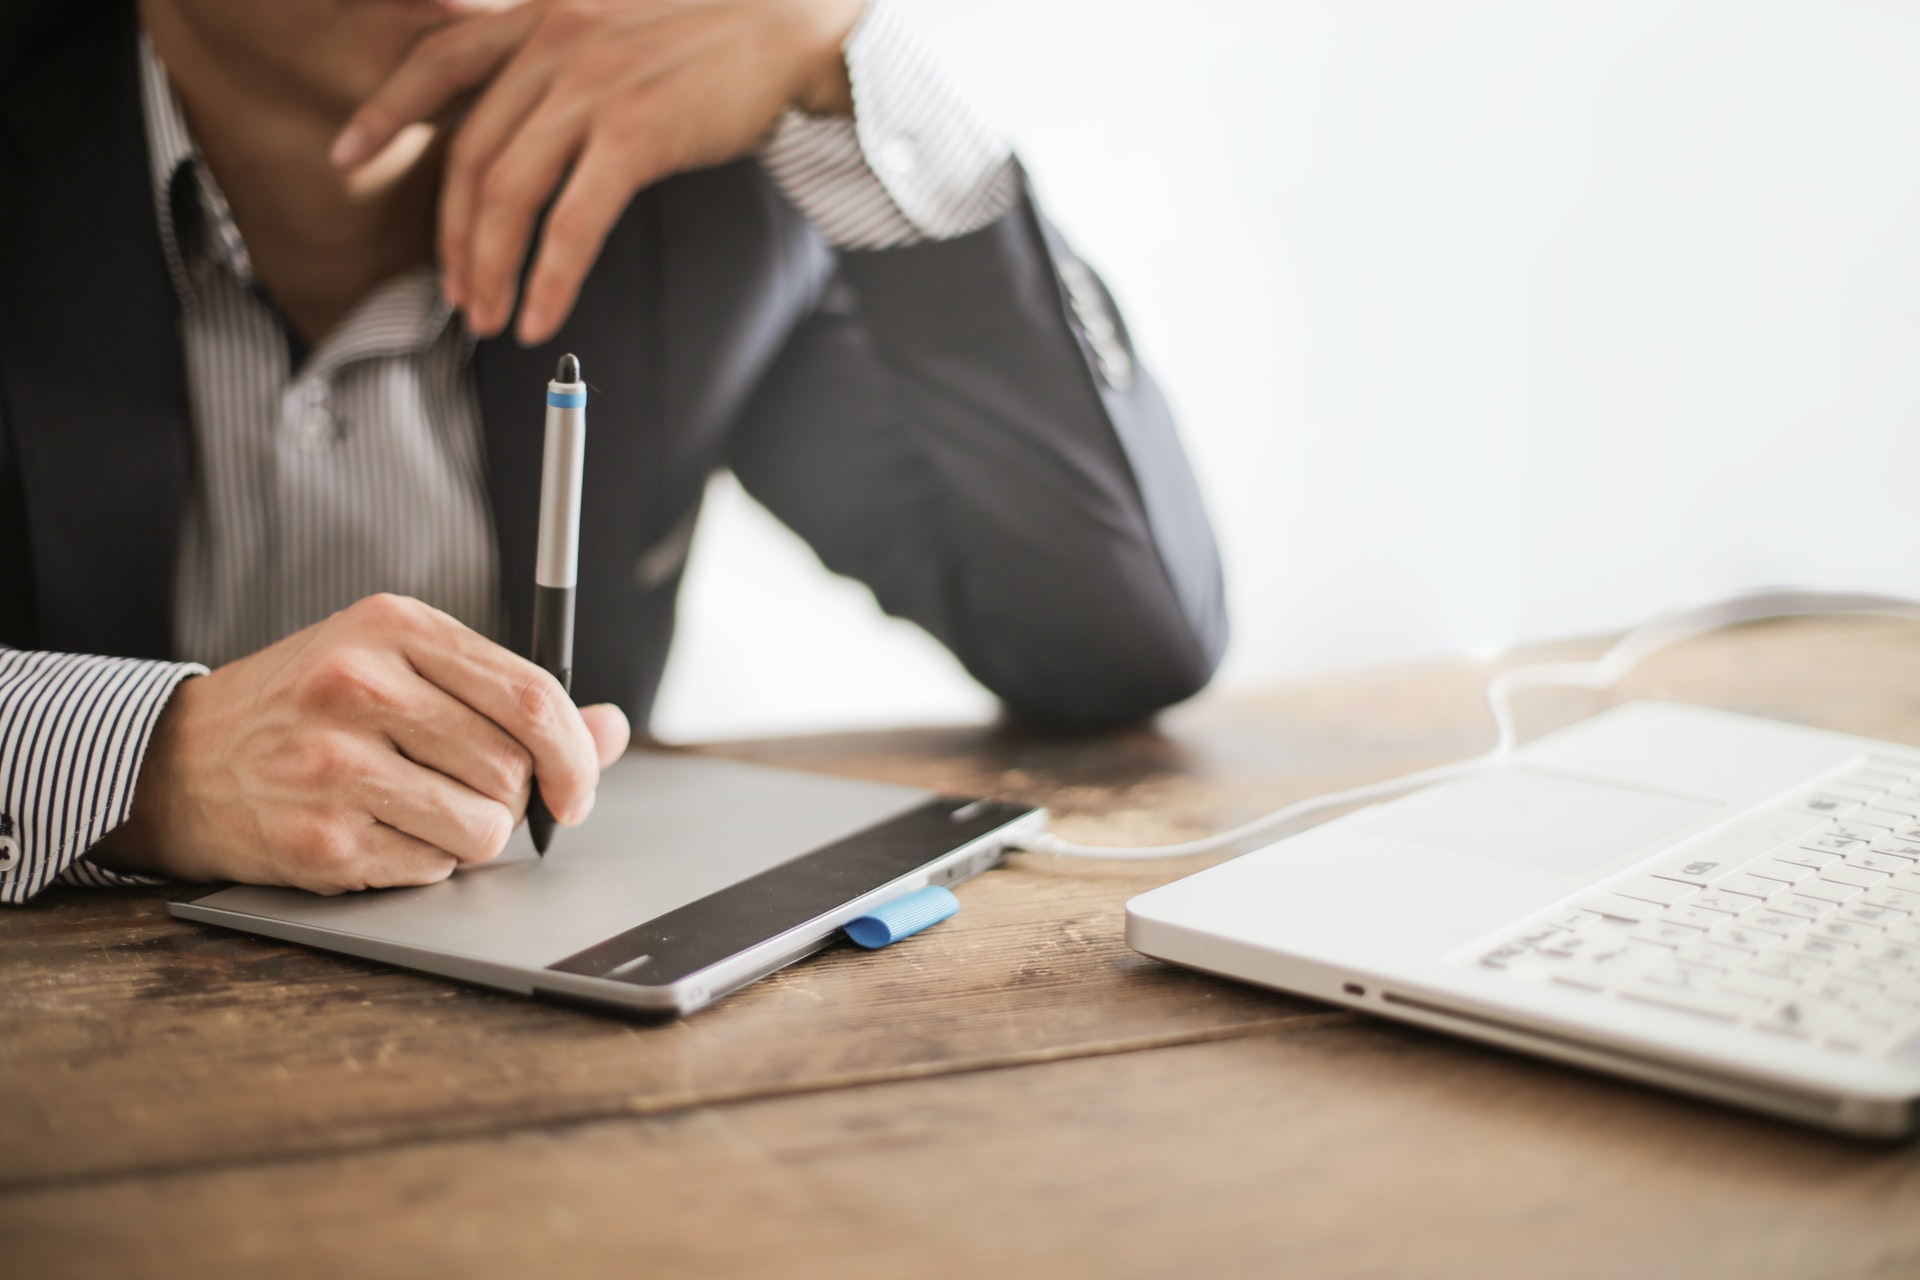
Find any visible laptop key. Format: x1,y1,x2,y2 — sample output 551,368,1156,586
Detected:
1749,952,1828,982
1817,864,1890,891
1663,905,1735,932
1551,941,1661,990
1739,909,1806,936
1786,934,1859,962
1691,889,1765,915
1717,970,1798,1002
1768,894,1838,920
1774,848,1844,871
1536,931,1600,959
1861,888,1920,913
1581,894,1659,923
1863,796,1920,819
1795,794,1860,817
1720,872,1799,899
1809,919,1885,946
1867,942,1920,967
1641,960,1719,990
1836,903,1906,929
1673,939,1750,970
1631,921,1708,949
1613,875,1697,906
1793,878,1866,905
1807,976,1877,1007
1859,997,1920,1035
1709,923,1782,953
1755,997,1855,1040
1641,854,1736,886
1840,958,1909,988
1844,852,1914,877
1620,980,1751,1022
1748,858,1817,885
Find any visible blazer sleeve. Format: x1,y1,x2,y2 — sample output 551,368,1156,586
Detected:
725,181,1228,730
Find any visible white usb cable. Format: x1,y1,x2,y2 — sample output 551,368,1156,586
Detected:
1006,588,1920,861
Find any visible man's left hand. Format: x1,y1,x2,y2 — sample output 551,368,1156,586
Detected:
330,0,863,346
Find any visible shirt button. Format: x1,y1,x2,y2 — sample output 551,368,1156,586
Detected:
0,833,19,875
294,404,340,453
876,136,918,178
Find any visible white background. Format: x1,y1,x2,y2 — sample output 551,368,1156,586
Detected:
650,0,1920,742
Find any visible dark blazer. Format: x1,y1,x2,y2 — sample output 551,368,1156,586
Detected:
0,4,1226,729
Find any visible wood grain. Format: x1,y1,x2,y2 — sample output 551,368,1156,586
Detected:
9,1020,1918,1280
5,616,1919,1276
0,859,1318,1187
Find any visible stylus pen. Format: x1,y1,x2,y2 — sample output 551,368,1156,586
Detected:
527,353,586,855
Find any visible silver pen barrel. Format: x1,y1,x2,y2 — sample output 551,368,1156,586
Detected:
528,353,586,853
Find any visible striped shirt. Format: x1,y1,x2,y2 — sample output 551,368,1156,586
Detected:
0,2,1016,903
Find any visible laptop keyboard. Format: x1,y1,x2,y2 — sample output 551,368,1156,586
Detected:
1474,757,1920,1057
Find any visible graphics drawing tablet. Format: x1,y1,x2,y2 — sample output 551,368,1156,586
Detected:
170,752,1044,1017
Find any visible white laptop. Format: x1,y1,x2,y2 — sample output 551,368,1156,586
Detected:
1127,701,1920,1138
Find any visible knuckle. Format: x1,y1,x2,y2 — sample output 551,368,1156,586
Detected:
446,128,488,178
287,816,355,880
475,802,516,859
413,26,464,72
480,165,528,212
304,732,356,777
297,654,392,717
513,669,565,731
541,1,598,39
342,592,413,636
484,740,535,799
542,203,592,247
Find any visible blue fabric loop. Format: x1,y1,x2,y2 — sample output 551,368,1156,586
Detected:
845,884,959,949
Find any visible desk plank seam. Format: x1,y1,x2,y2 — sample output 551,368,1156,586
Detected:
0,1011,1355,1197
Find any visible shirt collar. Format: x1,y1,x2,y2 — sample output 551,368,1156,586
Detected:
138,34,256,305
135,33,460,362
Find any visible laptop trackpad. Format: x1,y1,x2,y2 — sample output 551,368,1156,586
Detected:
1361,768,1720,875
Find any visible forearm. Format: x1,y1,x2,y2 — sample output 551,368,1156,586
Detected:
847,195,1226,724
0,648,205,903
729,186,1226,729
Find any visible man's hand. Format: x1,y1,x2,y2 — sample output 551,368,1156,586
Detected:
93,594,630,894
329,0,865,347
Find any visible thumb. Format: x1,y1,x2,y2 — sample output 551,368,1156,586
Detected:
579,702,631,769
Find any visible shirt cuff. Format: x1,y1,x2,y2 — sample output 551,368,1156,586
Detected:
759,1,1019,250
0,650,204,903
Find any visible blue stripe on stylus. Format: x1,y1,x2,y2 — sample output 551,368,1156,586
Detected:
547,389,586,408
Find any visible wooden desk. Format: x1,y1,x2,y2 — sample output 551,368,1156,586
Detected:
5,618,1919,1278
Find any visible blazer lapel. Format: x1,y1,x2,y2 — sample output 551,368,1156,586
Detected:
0,7,190,659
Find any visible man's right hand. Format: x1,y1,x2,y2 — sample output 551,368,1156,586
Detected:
92,594,630,893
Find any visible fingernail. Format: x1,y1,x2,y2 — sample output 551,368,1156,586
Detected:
329,125,366,168
518,309,548,346
565,792,595,826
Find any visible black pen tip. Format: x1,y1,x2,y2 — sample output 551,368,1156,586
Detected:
556,353,579,383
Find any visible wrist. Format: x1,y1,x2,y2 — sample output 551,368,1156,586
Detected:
786,0,862,117
88,676,198,877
